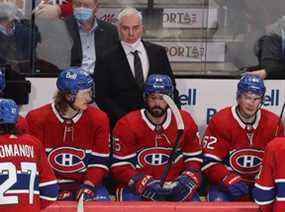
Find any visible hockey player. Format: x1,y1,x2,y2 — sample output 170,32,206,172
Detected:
26,67,110,201
253,136,285,212
0,98,58,211
0,69,28,133
111,74,202,201
202,74,284,201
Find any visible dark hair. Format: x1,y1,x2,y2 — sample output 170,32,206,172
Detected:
53,90,71,114
0,123,22,135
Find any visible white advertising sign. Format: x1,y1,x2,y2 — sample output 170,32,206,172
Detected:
22,78,285,135
155,41,225,62
163,8,218,28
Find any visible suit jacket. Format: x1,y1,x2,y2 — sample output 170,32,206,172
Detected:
65,16,119,67
95,40,180,127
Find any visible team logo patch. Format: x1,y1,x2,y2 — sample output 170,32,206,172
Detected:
229,148,264,175
138,147,171,167
48,147,86,173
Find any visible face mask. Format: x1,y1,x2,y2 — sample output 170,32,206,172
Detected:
73,7,93,22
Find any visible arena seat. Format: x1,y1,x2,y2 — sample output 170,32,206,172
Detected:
42,201,260,212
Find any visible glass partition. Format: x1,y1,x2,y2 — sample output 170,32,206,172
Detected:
1,0,284,78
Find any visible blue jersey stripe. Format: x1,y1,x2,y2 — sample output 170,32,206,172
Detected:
0,173,39,191
39,183,59,199
276,182,285,198
252,185,276,203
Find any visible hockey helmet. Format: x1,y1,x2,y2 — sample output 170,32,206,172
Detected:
0,98,18,124
144,74,174,98
56,67,94,95
237,74,266,98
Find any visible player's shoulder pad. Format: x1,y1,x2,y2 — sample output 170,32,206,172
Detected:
86,105,109,124
26,103,51,123
260,108,280,121
266,137,285,152
113,110,140,131
18,134,43,149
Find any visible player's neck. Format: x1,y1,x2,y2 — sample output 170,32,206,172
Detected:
236,106,256,124
62,106,80,119
146,111,166,125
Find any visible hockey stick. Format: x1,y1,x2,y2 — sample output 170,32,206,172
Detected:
274,101,285,136
77,194,84,212
160,94,185,187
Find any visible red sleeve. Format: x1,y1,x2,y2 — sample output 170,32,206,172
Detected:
36,137,58,209
16,115,29,134
85,110,110,186
202,117,231,184
181,112,202,171
60,0,73,18
111,117,138,186
25,111,45,142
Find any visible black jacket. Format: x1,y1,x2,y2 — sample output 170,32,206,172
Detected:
95,40,180,127
65,16,119,68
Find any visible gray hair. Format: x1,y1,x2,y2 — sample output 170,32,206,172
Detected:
117,7,143,24
0,2,17,21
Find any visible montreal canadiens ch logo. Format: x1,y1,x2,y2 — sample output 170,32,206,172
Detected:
48,147,86,173
229,148,264,175
138,147,171,167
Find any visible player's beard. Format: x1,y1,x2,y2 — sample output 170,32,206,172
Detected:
148,106,167,118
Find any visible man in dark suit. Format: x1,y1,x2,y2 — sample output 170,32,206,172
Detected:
95,7,180,128
65,0,119,74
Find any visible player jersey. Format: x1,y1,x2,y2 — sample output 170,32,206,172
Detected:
253,137,285,212
111,108,202,186
202,106,284,184
17,115,29,134
0,133,58,212
26,103,110,188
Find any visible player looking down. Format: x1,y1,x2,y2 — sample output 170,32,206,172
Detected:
202,74,284,201
111,74,202,201
26,67,110,201
0,98,58,211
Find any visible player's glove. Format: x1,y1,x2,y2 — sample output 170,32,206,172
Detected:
76,183,96,201
220,173,249,199
166,169,201,201
129,174,171,201
34,1,61,20
57,190,75,200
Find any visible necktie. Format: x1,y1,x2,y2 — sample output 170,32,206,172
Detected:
131,50,144,88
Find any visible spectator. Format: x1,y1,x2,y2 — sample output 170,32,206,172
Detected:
95,7,180,128
245,16,285,79
0,98,58,211
26,67,110,201
34,0,73,20
253,135,285,212
0,2,41,72
202,74,284,201
64,0,119,74
111,74,202,201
